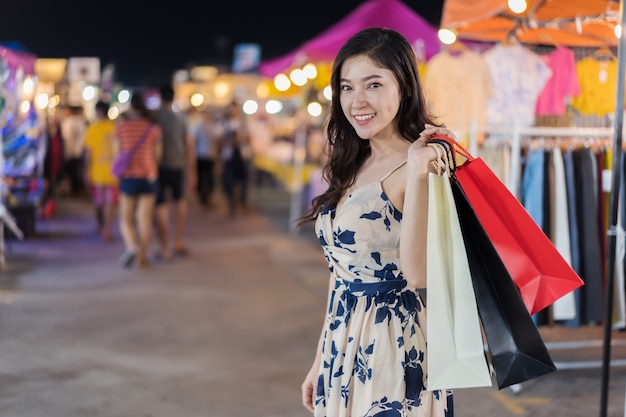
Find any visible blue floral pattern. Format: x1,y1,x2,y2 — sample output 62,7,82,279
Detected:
314,180,453,417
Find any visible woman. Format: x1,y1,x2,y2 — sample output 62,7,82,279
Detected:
113,92,162,268
299,28,457,416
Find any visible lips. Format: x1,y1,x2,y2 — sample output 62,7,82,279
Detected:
353,113,376,127
354,113,375,121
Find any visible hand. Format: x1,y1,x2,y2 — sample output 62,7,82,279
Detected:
407,136,441,179
301,365,318,413
418,123,458,143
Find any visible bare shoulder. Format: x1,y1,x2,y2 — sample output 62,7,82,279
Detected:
382,160,407,211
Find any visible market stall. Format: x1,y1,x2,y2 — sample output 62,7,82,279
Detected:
439,0,624,413
0,43,44,242
259,0,441,79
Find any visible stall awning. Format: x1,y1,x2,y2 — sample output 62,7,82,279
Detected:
441,0,620,47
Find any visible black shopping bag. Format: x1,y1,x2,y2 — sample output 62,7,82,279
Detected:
450,177,557,389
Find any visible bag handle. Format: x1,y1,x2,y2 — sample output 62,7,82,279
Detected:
126,124,154,155
428,139,457,172
428,134,475,163
428,142,446,175
427,141,454,176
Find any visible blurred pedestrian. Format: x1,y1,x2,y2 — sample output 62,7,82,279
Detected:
191,107,221,209
60,105,87,196
41,113,65,218
113,92,162,268
218,101,251,217
83,101,118,242
153,84,195,259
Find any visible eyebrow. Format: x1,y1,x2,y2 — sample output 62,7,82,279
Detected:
340,74,384,83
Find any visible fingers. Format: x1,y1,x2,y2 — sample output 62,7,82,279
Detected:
421,124,458,141
302,383,315,413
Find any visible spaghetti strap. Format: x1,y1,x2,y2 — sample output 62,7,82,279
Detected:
380,160,407,182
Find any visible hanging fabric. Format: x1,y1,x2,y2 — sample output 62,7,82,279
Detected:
572,147,605,323
550,147,577,320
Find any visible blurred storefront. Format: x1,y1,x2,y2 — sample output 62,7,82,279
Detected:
0,43,46,239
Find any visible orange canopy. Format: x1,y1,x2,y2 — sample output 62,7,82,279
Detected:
441,0,620,47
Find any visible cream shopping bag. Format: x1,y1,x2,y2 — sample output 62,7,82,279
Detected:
426,171,492,390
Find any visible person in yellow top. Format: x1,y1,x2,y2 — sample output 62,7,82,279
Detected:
83,101,118,242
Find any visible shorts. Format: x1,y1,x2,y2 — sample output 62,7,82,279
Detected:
119,178,158,196
89,184,119,206
156,167,185,205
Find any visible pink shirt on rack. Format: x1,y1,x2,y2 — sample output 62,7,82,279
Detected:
535,46,580,116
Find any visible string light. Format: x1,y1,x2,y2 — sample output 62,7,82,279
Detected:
508,0,527,14
437,28,457,45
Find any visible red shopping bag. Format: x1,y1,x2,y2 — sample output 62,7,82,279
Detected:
429,135,584,315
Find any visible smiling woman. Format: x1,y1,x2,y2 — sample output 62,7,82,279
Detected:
297,27,459,417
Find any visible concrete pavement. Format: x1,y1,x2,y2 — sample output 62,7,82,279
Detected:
1,189,626,417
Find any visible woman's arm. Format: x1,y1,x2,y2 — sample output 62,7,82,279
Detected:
400,125,457,289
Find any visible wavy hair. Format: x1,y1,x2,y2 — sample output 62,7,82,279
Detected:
298,27,439,225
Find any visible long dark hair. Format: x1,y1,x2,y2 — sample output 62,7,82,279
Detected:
298,27,439,225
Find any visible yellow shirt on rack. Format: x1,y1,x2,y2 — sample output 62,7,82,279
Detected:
570,57,622,116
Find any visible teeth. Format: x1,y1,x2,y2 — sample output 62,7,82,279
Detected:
354,114,375,121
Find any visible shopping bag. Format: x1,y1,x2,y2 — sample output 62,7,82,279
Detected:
111,150,132,178
451,178,557,389
429,135,584,315
426,170,492,390
111,125,153,178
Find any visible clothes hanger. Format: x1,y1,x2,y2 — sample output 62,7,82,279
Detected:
537,32,560,50
500,32,520,47
591,47,617,61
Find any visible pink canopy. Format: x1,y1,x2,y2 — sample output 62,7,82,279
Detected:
0,44,36,74
259,0,441,78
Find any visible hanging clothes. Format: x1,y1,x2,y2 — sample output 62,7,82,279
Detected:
571,55,621,116
521,148,545,230
535,46,580,117
482,43,552,127
562,148,582,328
550,147,577,320
596,149,608,287
573,147,605,324
424,47,492,137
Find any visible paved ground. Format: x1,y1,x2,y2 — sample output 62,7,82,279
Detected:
1,188,626,417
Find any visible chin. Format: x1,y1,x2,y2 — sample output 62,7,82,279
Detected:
353,127,374,139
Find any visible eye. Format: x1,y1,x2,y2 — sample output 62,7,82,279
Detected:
340,84,352,91
368,82,382,89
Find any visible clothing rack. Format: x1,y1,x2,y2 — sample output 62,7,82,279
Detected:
467,124,625,380
468,125,616,199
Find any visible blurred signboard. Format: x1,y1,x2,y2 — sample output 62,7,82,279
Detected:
232,43,261,74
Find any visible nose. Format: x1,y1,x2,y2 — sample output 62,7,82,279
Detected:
352,88,367,107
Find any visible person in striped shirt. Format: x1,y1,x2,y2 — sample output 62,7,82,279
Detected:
113,92,163,268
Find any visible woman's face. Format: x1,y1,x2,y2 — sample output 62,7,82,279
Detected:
339,55,401,141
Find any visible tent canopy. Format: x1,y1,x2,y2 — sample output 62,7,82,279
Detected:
441,0,620,47
0,43,36,74
259,0,440,78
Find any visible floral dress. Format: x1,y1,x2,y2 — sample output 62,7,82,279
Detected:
313,162,454,417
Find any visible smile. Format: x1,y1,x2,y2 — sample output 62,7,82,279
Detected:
354,113,376,121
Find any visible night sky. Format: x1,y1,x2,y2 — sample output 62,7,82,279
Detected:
0,0,444,86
